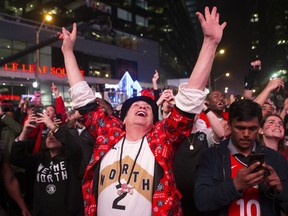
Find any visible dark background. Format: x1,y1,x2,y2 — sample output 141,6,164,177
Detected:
198,1,250,95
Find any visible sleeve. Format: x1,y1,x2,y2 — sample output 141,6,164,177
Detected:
1,115,23,134
55,96,68,123
10,140,36,169
194,148,241,212
68,81,96,109
174,83,207,114
53,126,83,167
270,153,288,212
153,89,160,102
244,68,259,90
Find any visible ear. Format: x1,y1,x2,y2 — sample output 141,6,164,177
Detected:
258,128,264,135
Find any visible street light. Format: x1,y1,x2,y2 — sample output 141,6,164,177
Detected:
213,72,230,90
35,14,52,90
209,49,226,90
214,72,230,82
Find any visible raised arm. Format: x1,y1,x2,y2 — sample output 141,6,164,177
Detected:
280,98,288,120
254,78,284,106
51,82,67,122
187,7,226,90
152,70,160,102
202,103,225,144
243,60,261,99
59,23,83,87
152,70,159,90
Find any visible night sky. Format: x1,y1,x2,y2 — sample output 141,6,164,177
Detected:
198,1,250,95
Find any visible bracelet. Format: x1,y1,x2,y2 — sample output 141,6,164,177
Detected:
203,108,211,115
51,124,59,133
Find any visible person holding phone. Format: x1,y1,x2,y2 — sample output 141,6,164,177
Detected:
10,113,84,216
194,99,288,216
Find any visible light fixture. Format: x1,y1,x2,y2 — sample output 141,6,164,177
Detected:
32,81,38,88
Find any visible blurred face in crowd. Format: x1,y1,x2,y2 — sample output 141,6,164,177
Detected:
261,103,274,117
27,107,34,116
161,99,175,114
230,117,260,156
45,106,55,119
259,115,284,140
207,90,226,112
5,111,15,119
123,101,154,129
46,131,61,151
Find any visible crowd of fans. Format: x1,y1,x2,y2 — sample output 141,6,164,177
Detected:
0,6,288,216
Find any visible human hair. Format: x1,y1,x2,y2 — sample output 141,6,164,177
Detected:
206,90,223,101
45,105,56,111
228,99,263,124
258,113,286,153
41,131,66,159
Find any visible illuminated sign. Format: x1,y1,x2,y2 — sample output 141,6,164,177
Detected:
3,62,84,78
0,95,20,100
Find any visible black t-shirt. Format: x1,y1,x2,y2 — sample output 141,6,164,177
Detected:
33,155,83,216
174,132,208,216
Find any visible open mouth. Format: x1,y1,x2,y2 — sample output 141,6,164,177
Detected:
136,111,147,117
217,102,225,108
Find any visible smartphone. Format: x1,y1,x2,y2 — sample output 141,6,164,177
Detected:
56,113,62,120
248,153,265,172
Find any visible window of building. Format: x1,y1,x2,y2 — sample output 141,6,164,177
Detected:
277,40,287,45
40,46,52,67
13,40,26,51
250,13,259,23
0,38,12,59
87,56,115,79
136,0,148,10
136,15,148,27
25,1,37,13
117,8,132,22
0,38,28,64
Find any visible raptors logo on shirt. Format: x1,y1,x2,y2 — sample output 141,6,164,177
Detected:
228,154,261,216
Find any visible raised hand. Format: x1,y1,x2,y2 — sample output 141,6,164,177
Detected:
266,78,284,92
152,70,159,83
51,82,60,97
36,112,54,130
58,23,77,54
196,7,227,45
59,22,84,87
18,114,37,140
156,89,174,106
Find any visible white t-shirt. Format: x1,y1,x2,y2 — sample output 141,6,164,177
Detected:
97,137,155,216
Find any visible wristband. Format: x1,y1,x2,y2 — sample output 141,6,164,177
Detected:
203,108,211,115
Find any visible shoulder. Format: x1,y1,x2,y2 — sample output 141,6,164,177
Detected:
202,139,229,156
262,145,288,166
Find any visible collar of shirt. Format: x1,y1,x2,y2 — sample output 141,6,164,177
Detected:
77,126,86,134
227,138,257,164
